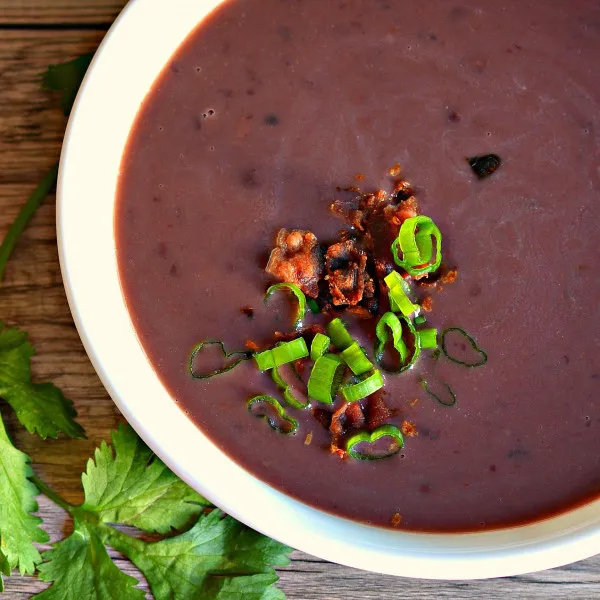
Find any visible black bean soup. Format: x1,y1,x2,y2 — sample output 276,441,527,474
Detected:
116,0,600,531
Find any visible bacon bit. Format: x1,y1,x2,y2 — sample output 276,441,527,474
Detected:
274,324,325,342
345,402,366,429
401,420,418,437
325,240,374,306
266,228,324,297
367,395,394,430
313,407,333,429
330,442,347,459
330,402,349,438
421,296,433,312
240,305,254,318
440,268,458,284
391,512,403,527
304,432,313,446
245,339,260,352
345,306,373,320
410,398,419,407
354,173,366,181
388,163,402,177
392,179,414,202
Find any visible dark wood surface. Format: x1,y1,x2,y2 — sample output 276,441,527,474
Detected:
1,2,600,597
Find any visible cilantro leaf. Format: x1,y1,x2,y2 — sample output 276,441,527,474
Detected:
0,549,10,593
0,411,49,575
106,510,291,600
36,518,145,600
0,322,85,439
42,53,94,116
81,424,210,533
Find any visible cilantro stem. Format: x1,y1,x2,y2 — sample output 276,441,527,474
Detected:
0,162,59,285
29,475,74,513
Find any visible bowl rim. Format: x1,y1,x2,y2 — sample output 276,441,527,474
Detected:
57,0,600,580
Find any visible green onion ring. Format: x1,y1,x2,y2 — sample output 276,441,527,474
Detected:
391,215,442,276
341,370,384,402
307,298,320,314
254,337,309,371
265,282,307,330
384,271,419,317
346,424,404,460
374,312,421,373
417,328,438,349
307,353,345,404
414,314,427,326
247,395,299,434
326,318,354,351
189,340,252,379
420,379,457,407
310,332,331,361
441,327,488,367
271,365,310,409
340,342,374,376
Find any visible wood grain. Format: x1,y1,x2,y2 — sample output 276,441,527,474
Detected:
1,3,600,599
1,0,126,25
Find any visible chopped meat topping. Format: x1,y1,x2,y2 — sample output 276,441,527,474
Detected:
440,267,458,284
421,296,433,312
325,240,374,306
266,228,324,297
366,394,394,430
391,512,403,527
401,420,418,437
304,432,313,446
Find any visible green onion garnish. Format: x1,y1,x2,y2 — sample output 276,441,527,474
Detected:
340,342,374,376
341,370,384,402
310,332,331,361
374,312,421,373
247,395,299,434
391,215,442,276
189,340,252,379
254,337,309,371
417,328,438,349
441,327,488,367
307,353,345,404
384,271,419,317
346,424,404,460
414,314,427,326
265,282,306,330
271,366,310,409
307,298,320,314
326,318,354,350
420,379,457,407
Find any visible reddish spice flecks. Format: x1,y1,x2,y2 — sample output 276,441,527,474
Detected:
240,305,254,318
388,163,402,177
440,267,458,284
304,432,313,446
245,339,260,352
401,420,418,437
367,395,394,430
354,173,366,181
391,512,403,527
421,296,433,312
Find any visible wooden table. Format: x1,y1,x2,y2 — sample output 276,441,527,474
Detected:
1,1,599,597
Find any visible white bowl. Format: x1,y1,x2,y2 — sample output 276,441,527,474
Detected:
57,0,600,579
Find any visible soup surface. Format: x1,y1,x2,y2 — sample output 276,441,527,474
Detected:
116,0,600,531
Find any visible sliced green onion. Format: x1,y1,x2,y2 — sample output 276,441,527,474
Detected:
391,215,442,276
326,318,354,350
414,315,427,326
340,342,374,376
189,340,252,379
310,333,331,361
374,312,422,373
346,424,404,460
384,271,419,317
341,370,384,402
307,353,345,404
247,395,299,434
418,328,438,349
254,337,308,371
271,366,310,409
420,379,456,407
307,298,320,314
441,327,488,367
265,282,306,330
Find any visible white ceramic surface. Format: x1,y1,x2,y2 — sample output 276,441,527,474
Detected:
57,0,600,579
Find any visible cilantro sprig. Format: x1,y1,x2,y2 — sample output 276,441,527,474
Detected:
0,54,293,596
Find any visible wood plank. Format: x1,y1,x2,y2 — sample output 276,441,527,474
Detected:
0,0,126,25
1,18,600,600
